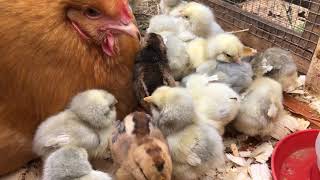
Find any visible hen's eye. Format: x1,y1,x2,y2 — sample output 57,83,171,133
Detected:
184,15,189,19
84,7,102,19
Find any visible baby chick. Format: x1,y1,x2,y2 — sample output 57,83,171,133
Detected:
250,47,298,92
233,77,284,137
144,86,225,179
147,15,180,36
207,33,244,63
186,37,209,70
33,89,117,159
182,74,240,135
177,2,224,38
133,33,176,113
165,33,192,80
147,14,195,42
196,60,254,93
111,112,172,180
43,146,112,180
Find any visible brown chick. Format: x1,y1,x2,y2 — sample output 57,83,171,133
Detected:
133,33,176,113
111,112,172,180
0,0,140,175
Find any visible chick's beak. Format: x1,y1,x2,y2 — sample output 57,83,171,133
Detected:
144,96,153,103
234,56,242,64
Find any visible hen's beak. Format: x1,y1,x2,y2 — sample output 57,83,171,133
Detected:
104,22,141,40
144,96,153,103
100,21,141,56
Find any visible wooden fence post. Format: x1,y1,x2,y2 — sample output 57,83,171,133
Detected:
306,38,320,93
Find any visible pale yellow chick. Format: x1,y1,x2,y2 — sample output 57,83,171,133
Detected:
233,77,284,137
177,2,224,38
144,86,225,179
182,74,240,135
207,33,244,63
186,37,209,69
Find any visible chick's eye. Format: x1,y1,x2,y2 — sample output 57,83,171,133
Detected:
225,53,232,58
184,15,189,19
84,7,102,19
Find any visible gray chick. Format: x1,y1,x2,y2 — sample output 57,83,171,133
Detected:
196,60,253,93
250,47,298,92
33,89,117,159
43,146,112,180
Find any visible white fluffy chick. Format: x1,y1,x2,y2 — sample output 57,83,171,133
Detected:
33,89,117,159
144,86,225,179
177,2,224,38
234,77,284,137
197,60,254,93
182,74,240,135
43,146,112,180
250,47,299,92
166,33,192,80
207,33,244,63
147,15,195,42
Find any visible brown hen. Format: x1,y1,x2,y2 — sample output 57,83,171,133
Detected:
0,0,140,175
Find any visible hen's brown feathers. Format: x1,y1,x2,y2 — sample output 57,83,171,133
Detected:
0,0,139,175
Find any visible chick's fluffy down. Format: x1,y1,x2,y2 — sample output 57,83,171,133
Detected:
168,122,225,179
234,77,283,136
43,146,112,180
183,74,240,135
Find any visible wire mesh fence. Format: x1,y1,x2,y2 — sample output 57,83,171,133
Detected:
197,0,320,68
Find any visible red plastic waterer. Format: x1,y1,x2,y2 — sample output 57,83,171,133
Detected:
272,129,320,180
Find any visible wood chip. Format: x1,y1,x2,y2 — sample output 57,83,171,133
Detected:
249,163,272,180
224,167,251,180
251,143,273,164
271,122,291,140
226,153,248,167
231,143,239,157
239,151,252,158
283,94,320,128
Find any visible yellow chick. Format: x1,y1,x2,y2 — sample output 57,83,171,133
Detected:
186,37,209,69
182,74,240,135
144,86,225,179
233,77,284,137
207,33,244,63
177,2,224,38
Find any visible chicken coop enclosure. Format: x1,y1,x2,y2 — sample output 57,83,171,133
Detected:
195,0,320,73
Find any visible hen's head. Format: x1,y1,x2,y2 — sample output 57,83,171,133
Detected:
65,0,140,57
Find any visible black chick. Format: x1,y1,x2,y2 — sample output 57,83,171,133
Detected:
133,33,176,113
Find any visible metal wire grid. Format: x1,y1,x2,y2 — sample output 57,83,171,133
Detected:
239,0,309,33
197,0,320,62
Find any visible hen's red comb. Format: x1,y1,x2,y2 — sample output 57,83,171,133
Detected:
118,0,132,24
